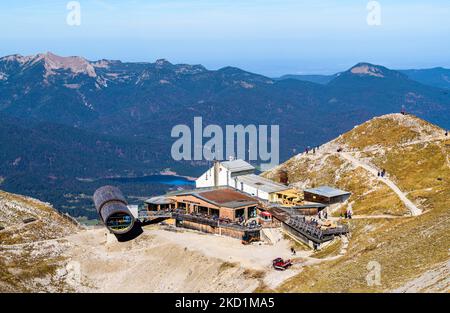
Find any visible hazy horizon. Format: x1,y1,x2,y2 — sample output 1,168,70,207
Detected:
3,50,449,78
1,1,449,76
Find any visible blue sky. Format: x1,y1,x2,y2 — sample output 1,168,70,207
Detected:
0,0,449,76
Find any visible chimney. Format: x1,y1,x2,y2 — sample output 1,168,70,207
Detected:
213,160,220,187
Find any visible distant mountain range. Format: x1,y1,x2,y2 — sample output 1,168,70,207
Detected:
1,52,450,218
276,65,450,89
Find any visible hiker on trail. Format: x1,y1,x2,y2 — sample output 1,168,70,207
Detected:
347,207,353,219
313,148,316,154
377,171,380,177
446,130,448,137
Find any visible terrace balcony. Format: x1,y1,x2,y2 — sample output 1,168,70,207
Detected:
171,210,261,232
285,216,349,244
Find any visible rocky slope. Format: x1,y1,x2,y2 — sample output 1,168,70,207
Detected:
264,113,450,292
0,190,79,292
0,190,279,293
0,190,79,245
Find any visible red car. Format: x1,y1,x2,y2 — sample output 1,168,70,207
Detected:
272,258,292,270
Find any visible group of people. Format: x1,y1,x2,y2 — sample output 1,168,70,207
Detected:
377,169,386,178
318,209,328,220
294,216,322,228
305,145,320,154
309,218,321,227
342,207,353,219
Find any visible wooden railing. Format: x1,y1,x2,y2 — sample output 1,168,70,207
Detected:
286,216,348,243
172,212,261,231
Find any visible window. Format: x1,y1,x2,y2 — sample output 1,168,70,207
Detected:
197,206,209,215
235,208,245,219
248,207,257,218
211,208,220,217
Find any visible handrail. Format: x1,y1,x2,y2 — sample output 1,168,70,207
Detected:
172,212,261,231
286,216,348,242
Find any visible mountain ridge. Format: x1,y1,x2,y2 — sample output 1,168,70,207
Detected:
263,113,450,292
276,62,450,90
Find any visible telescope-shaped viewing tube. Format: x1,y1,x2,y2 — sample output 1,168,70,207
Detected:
93,185,135,235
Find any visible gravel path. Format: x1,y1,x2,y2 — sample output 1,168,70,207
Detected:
339,151,422,216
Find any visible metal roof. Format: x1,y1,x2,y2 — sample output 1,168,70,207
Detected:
304,186,351,198
236,174,289,193
291,203,327,209
221,159,255,173
145,196,173,205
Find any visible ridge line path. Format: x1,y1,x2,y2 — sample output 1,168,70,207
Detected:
358,135,448,153
338,151,422,216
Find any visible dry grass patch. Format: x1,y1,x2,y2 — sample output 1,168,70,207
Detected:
218,262,238,273
312,238,342,259
243,269,265,280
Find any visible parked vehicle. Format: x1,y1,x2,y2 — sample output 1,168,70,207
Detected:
272,258,292,270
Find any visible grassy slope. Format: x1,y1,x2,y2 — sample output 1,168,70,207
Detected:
0,190,78,245
266,114,449,292
0,190,78,292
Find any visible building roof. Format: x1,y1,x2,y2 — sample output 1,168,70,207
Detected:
236,174,289,193
291,203,327,209
145,196,173,205
197,188,258,208
221,159,255,173
304,186,351,198
168,187,259,209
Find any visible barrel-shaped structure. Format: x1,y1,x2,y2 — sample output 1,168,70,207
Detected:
93,185,135,234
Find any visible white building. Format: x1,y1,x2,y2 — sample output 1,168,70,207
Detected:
195,159,254,188
195,159,290,201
